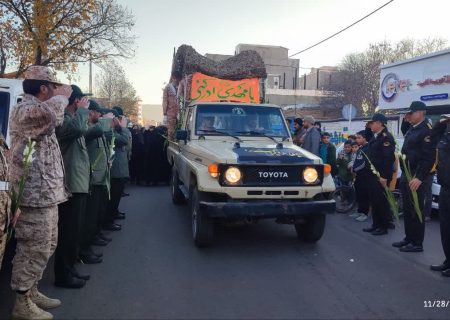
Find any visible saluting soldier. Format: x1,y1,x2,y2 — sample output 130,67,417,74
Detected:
104,106,131,230
392,101,436,252
362,113,396,236
78,100,114,264
163,71,182,140
9,66,72,319
54,85,91,289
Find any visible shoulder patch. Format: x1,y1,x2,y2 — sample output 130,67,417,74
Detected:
424,136,431,143
383,141,391,147
427,123,432,129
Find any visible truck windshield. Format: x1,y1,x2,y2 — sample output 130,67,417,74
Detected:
195,104,289,138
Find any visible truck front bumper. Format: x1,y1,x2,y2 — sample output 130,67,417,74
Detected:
199,199,335,218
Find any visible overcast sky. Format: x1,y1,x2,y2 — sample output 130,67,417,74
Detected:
75,0,450,105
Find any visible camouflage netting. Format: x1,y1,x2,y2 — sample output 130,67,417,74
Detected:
171,45,267,80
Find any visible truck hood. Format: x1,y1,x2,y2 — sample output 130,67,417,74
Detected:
188,139,320,165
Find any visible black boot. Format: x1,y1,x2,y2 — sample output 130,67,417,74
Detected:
55,275,86,289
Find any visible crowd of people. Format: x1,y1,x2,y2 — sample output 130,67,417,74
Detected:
0,66,140,319
128,125,171,186
0,65,450,319
289,102,450,278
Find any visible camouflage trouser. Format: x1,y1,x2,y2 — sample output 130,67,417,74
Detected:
11,205,58,291
167,116,177,141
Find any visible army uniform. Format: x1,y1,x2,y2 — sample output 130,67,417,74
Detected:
364,115,396,235
82,109,112,253
106,116,131,229
162,82,179,140
0,134,11,269
430,120,450,275
9,93,68,292
54,89,91,286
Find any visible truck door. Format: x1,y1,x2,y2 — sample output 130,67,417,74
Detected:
178,107,195,184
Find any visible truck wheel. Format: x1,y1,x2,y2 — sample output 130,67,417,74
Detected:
190,185,214,247
295,214,326,243
171,167,185,205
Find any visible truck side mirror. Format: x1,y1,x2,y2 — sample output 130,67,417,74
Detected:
176,129,188,142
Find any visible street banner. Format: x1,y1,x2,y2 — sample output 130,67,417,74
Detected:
190,72,260,104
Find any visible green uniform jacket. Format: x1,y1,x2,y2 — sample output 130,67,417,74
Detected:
110,126,131,179
56,108,90,194
85,118,111,187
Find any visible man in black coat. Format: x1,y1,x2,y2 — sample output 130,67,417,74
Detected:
430,115,450,276
392,102,436,252
362,113,396,236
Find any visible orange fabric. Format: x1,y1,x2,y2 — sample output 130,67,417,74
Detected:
190,72,260,104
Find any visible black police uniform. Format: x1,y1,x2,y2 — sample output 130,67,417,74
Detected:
365,126,396,233
432,121,450,271
353,143,371,216
399,119,435,248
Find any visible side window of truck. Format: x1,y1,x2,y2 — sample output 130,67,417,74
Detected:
185,109,194,138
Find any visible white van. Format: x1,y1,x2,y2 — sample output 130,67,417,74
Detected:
0,79,24,147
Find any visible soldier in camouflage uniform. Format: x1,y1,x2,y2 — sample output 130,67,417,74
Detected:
0,133,11,270
163,71,182,140
9,66,72,319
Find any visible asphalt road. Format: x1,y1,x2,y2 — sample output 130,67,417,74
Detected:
1,185,450,319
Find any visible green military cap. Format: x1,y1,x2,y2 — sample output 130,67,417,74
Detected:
88,99,102,112
108,108,120,117
371,112,388,125
70,85,92,99
408,101,427,112
112,106,124,116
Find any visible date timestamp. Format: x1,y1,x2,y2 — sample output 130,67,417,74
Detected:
424,300,450,308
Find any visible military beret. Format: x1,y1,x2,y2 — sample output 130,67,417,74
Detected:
371,113,388,125
112,106,124,116
409,101,427,112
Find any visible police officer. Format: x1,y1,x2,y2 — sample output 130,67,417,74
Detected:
392,101,435,252
430,115,450,276
105,106,131,230
362,113,396,236
54,85,91,288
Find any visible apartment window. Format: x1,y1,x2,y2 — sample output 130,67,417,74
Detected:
273,76,280,89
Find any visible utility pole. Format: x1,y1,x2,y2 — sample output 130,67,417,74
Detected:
89,59,93,93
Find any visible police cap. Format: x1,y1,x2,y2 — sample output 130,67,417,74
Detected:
408,101,427,113
371,112,388,125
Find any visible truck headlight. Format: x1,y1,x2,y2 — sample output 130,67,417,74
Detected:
225,167,242,184
303,167,318,184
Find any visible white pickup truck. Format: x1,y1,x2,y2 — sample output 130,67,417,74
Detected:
167,102,336,247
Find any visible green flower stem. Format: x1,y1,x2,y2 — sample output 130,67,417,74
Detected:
8,138,35,241
360,150,400,222
400,156,423,223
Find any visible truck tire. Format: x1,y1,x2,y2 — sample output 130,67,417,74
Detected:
190,185,214,247
171,167,185,205
295,214,326,243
